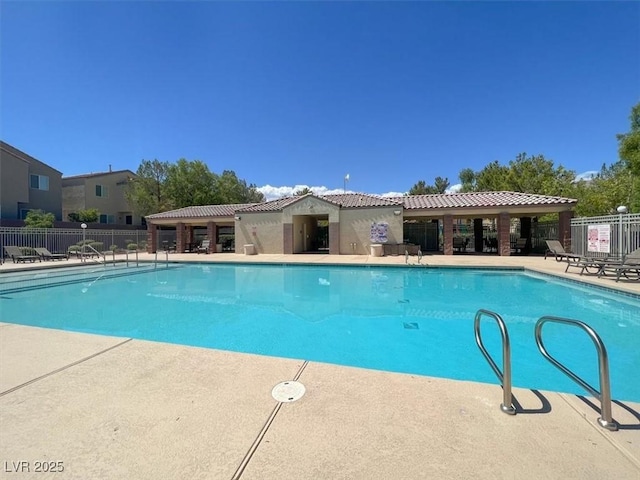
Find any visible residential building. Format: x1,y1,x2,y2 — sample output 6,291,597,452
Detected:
0,141,63,221
62,169,141,225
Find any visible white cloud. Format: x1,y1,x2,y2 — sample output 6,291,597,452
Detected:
446,183,462,193
257,184,351,201
379,191,406,197
575,170,598,182
257,184,411,201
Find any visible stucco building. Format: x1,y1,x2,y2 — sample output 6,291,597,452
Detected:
0,141,63,221
145,191,577,256
62,169,141,225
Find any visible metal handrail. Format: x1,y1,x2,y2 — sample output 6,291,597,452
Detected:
474,309,516,415
154,249,169,269
81,244,105,265
534,316,617,431
125,250,139,267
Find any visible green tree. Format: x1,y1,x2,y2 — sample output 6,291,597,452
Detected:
616,102,640,212
68,208,99,223
618,102,640,175
474,160,510,191
126,159,172,216
408,177,450,195
24,209,55,228
458,168,476,192
215,170,265,204
433,176,450,194
165,159,218,208
569,161,637,216
294,187,313,196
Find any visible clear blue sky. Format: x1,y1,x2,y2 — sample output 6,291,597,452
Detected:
2,1,639,200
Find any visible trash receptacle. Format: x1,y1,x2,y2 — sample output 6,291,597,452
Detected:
370,244,383,257
244,244,256,255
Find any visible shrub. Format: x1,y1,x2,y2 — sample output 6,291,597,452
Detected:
127,243,138,251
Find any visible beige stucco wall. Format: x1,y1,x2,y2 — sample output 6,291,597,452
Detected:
62,184,86,221
339,207,404,255
282,196,340,223
62,171,139,224
234,211,284,254
0,144,63,220
0,151,29,219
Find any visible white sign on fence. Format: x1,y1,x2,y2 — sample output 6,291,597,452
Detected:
587,224,610,253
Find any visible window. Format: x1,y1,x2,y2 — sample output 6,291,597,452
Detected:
99,214,115,224
125,215,133,225
30,174,49,191
95,185,108,197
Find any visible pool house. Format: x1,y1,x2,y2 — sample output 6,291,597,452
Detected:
144,191,577,256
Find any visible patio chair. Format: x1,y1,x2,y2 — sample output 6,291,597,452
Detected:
544,240,582,262
196,239,211,254
35,247,69,261
4,246,41,263
513,238,528,254
596,247,640,282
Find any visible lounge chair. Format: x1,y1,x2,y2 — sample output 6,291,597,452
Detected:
4,246,41,263
196,239,211,254
35,247,69,261
544,240,582,262
513,238,528,254
596,248,640,282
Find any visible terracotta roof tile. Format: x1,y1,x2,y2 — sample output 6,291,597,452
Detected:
146,191,577,220
146,203,256,219
393,191,577,209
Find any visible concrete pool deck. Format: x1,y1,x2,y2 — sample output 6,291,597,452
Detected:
1,253,639,479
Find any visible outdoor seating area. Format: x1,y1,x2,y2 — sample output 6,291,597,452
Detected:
35,247,68,261
544,240,582,262
453,237,469,252
196,239,211,254
3,246,41,263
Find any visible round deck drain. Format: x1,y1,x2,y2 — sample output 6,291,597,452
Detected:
272,381,306,402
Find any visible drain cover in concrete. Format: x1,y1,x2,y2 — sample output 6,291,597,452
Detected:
272,381,306,402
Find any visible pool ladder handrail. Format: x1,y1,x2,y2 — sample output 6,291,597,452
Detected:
154,249,169,269
534,316,617,431
474,309,516,415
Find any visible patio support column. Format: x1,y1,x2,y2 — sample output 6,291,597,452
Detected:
497,212,511,256
329,222,340,255
473,218,484,252
520,216,532,253
559,210,573,251
176,222,185,253
283,223,293,254
207,222,217,252
147,223,157,253
186,226,193,247
443,215,453,255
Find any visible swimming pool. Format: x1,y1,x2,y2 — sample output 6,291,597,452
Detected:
1,263,639,402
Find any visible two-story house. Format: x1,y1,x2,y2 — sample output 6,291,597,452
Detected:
0,141,63,221
62,169,141,225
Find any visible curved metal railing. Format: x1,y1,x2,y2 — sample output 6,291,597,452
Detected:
474,309,516,415
534,316,617,431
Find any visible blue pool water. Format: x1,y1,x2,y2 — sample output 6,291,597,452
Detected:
1,263,639,402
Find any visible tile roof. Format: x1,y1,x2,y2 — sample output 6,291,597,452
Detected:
237,196,303,212
146,191,577,220
393,191,577,209
320,193,403,208
238,193,403,212
146,203,256,219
